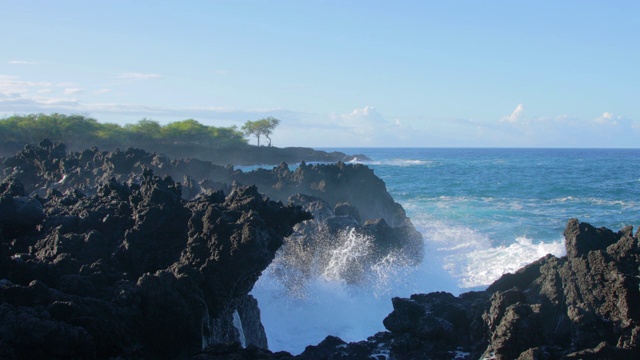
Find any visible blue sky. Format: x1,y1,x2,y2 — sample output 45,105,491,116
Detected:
1,1,638,147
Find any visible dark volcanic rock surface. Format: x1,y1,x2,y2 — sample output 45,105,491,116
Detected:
0,141,422,359
1,141,402,228
1,140,423,294
0,171,310,359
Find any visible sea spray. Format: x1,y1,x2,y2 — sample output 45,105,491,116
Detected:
322,228,373,283
252,227,424,354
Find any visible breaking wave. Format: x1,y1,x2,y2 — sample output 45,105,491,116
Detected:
350,158,436,167
252,227,423,354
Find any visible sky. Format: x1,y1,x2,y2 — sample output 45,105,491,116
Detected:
1,0,638,148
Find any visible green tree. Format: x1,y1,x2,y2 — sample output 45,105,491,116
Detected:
125,118,162,142
241,120,261,146
0,113,248,149
162,119,210,144
56,113,100,144
0,113,99,144
94,122,127,146
242,117,280,146
210,125,246,147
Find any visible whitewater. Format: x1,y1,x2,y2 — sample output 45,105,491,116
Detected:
250,148,640,354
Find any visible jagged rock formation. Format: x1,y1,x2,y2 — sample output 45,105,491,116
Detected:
0,172,310,359
1,141,423,294
1,141,405,228
231,162,407,227
477,219,639,359
0,140,237,198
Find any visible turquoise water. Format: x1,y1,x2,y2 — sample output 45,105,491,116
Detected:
253,148,640,353
342,148,639,244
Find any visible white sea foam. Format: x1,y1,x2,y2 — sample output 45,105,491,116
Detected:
416,217,566,288
443,235,565,288
549,196,633,208
360,158,435,167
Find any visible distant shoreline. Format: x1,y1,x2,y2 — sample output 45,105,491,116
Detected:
0,140,370,166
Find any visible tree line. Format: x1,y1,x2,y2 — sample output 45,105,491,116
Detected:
0,113,281,149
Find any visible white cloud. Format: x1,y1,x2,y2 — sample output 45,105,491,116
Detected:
343,106,377,119
93,89,112,95
594,111,619,125
0,75,53,96
337,106,387,126
63,88,83,95
35,96,79,106
500,104,524,123
8,60,38,65
0,93,79,107
117,72,161,80
287,106,413,146
334,106,391,133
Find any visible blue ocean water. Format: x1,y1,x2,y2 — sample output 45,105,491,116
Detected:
351,149,638,247
252,148,640,354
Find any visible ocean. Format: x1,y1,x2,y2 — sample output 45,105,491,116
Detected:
250,148,640,354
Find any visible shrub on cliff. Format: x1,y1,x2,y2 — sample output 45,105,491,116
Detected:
0,113,247,150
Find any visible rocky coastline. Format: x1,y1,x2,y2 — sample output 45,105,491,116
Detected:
1,141,638,359
0,140,369,167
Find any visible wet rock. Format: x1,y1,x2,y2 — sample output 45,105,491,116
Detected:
298,335,347,360
237,294,269,349
564,218,620,259
334,202,361,224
